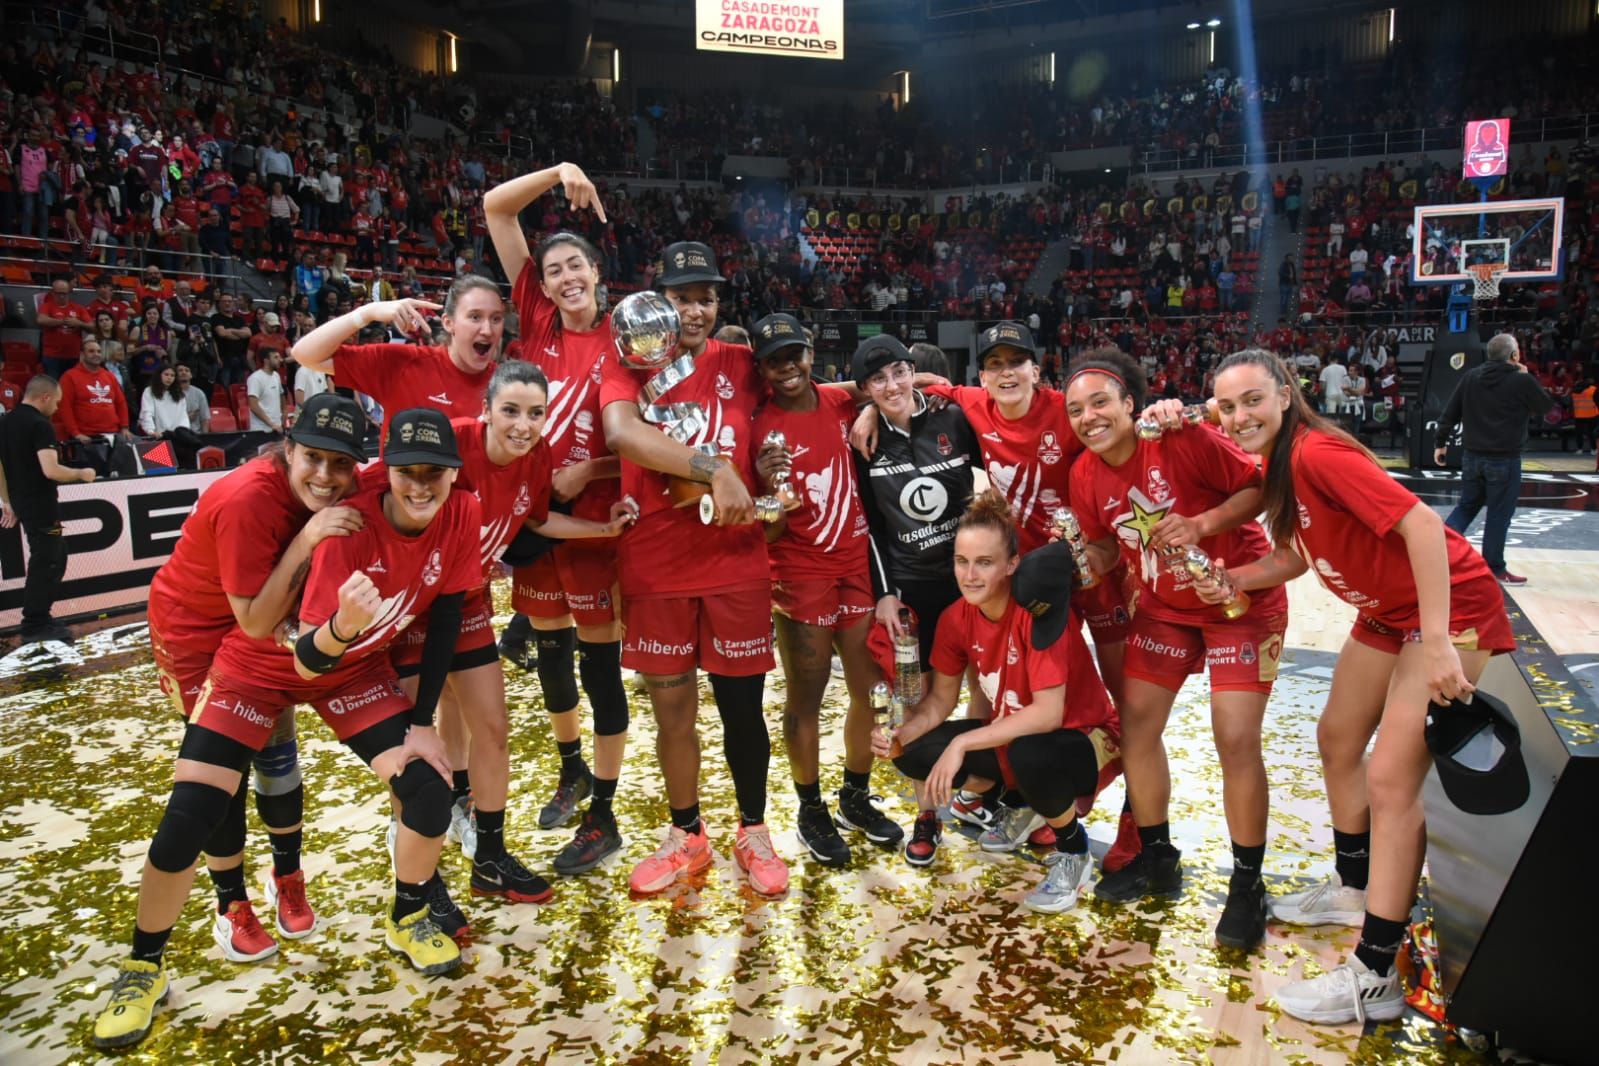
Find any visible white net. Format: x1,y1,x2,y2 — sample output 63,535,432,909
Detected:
1468,263,1508,301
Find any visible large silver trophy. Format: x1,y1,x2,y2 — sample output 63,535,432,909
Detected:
611,291,681,370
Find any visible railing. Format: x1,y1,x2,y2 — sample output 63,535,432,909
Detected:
0,235,246,292
15,3,166,68
806,161,1053,191
1136,113,1599,175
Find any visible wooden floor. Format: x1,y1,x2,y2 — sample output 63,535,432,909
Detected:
0,539,1589,1065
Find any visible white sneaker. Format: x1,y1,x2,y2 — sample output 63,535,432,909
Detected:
1024,850,1093,913
1271,872,1366,927
1274,956,1404,1025
978,804,1045,853
446,798,477,860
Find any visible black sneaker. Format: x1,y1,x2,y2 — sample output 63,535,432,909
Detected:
21,623,73,645
1215,874,1268,950
425,873,472,941
553,810,624,876
538,771,593,830
903,810,942,868
1093,844,1183,903
835,786,905,847
498,632,535,673
795,802,851,867
471,852,555,903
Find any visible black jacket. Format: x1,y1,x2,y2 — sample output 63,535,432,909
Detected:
1435,360,1553,456
855,394,980,597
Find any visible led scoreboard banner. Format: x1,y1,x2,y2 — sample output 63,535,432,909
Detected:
696,0,844,60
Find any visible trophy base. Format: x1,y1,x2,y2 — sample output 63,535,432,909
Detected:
1220,593,1251,621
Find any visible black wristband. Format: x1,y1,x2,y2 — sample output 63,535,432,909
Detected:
295,628,344,674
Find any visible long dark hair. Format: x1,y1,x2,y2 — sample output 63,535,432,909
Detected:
535,231,606,328
1213,348,1377,545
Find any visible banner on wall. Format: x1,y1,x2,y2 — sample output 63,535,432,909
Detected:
0,469,229,632
1463,118,1511,179
696,0,844,60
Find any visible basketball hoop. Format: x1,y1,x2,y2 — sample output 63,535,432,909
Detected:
1467,262,1508,301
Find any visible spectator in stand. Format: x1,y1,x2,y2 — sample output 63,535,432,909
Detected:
135,265,174,309
1278,254,1297,318
138,364,204,467
0,375,96,644
294,250,327,315
247,349,286,434
19,129,49,240
238,172,269,262
200,209,232,276
320,160,345,233
37,278,95,379
128,304,175,398
91,313,128,388
1346,277,1373,309
176,364,210,433
258,137,293,186
293,353,330,408
58,338,136,477
213,292,252,385
1349,243,1369,283
164,281,199,335
267,179,298,262
87,276,134,342
1571,377,1597,455
251,311,292,371
1344,363,1369,425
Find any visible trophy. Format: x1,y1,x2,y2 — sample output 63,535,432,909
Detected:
697,492,785,526
1172,545,1251,619
1049,509,1100,589
761,430,802,512
871,681,904,758
611,291,681,370
1135,403,1216,440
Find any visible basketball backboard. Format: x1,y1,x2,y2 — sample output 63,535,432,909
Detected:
1410,197,1565,286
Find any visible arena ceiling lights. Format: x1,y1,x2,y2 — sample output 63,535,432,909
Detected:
696,0,845,59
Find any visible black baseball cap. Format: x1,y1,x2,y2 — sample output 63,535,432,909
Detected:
659,241,724,287
1012,540,1080,651
1425,690,1530,817
751,313,809,362
287,393,368,461
977,320,1038,363
383,408,463,468
851,335,915,387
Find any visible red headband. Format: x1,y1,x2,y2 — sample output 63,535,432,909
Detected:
1067,367,1126,391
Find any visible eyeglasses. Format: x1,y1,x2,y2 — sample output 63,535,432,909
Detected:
867,364,913,388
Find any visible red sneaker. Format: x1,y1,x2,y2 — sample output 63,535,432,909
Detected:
264,870,318,939
212,900,278,963
1027,824,1058,847
733,823,789,897
1103,809,1142,874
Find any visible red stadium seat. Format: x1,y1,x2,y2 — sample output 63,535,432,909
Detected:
197,446,227,469
208,406,237,432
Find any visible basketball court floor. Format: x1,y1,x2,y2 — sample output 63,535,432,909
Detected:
1,476,1595,1065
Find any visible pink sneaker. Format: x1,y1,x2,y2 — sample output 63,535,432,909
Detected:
629,822,713,895
733,823,789,897
264,870,318,939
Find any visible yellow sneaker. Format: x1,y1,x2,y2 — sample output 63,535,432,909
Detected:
91,959,169,1049
384,906,461,976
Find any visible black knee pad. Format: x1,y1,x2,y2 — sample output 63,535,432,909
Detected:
150,780,234,873
202,781,248,858
578,639,628,736
254,783,304,831
390,761,452,838
536,627,580,714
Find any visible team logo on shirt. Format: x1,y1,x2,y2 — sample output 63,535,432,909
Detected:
590,360,604,383
900,476,948,522
717,425,737,452
1006,638,1019,665
428,392,452,406
1146,466,1171,502
367,559,387,574
422,549,443,587
512,483,532,517
977,668,999,703
715,373,735,400
575,410,594,434
937,434,953,457
1297,502,1312,529
1038,430,1063,466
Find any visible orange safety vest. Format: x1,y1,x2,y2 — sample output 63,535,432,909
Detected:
1576,386,1598,420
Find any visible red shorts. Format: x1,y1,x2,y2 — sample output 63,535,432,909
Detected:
1072,569,1132,644
511,540,618,626
194,659,411,750
1350,607,1516,656
151,624,228,719
1123,611,1288,694
390,588,497,673
622,585,775,676
772,571,874,631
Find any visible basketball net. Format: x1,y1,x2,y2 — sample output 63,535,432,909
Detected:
1467,262,1508,301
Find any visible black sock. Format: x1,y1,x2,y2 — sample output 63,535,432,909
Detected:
842,768,871,794
1054,820,1089,854
131,926,172,965
1334,828,1371,890
393,878,429,923
1137,821,1175,853
999,789,1026,809
590,776,618,820
270,829,302,878
557,739,588,781
504,613,533,641
795,780,823,808
1354,912,1409,976
451,770,471,804
1231,841,1265,884
670,803,702,834
211,865,248,912
474,807,506,861
979,782,1004,808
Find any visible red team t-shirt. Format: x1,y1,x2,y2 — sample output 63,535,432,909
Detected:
451,416,552,587
333,343,494,425
749,387,870,581
924,383,1083,555
598,338,768,598
511,269,619,525
210,486,482,694
1288,430,1501,632
1070,426,1287,624
930,597,1117,782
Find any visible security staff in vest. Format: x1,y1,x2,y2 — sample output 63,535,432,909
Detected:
1432,332,1552,586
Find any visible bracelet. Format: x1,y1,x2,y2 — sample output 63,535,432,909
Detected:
327,616,361,644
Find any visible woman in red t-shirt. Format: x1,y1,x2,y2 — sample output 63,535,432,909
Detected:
1207,349,1513,1026
146,394,366,965
1064,348,1286,951
92,409,485,1050
873,492,1118,914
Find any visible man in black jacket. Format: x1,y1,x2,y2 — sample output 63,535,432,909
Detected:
1433,332,1552,585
